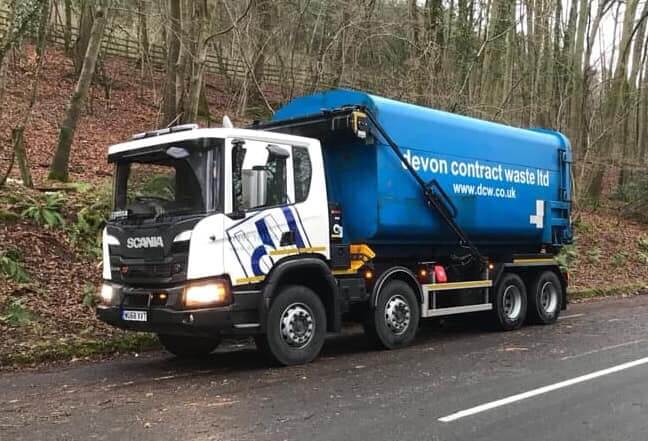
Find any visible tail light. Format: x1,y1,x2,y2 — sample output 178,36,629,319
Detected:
434,264,448,283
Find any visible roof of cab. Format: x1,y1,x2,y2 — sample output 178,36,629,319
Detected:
108,127,318,158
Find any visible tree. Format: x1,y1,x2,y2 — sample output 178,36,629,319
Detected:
0,0,48,188
74,0,95,74
162,0,181,126
49,3,109,182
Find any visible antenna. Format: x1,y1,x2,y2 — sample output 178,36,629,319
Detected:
223,115,234,128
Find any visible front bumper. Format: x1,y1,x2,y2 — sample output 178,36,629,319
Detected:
96,283,262,337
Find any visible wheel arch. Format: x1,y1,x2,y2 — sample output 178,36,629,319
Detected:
261,256,341,332
371,266,422,308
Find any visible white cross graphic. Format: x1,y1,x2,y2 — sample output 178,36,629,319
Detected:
530,200,544,229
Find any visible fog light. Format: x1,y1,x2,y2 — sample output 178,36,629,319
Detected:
99,283,114,305
184,280,230,307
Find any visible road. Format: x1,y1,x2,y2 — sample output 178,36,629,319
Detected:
2,295,648,441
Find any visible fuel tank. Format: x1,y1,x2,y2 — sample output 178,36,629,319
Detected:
273,89,572,255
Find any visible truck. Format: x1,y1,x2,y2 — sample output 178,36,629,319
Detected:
96,89,572,365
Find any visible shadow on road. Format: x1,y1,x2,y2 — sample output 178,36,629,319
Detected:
111,316,491,380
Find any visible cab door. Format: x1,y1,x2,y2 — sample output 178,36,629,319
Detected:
223,137,308,285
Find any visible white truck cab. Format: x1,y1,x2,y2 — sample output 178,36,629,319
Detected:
98,124,344,364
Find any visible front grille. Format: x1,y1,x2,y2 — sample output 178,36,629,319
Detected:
122,292,171,307
111,254,188,285
125,263,175,279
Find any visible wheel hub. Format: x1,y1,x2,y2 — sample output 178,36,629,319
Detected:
385,294,411,335
280,303,314,348
502,285,522,320
540,281,558,314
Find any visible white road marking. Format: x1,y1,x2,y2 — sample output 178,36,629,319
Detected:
560,339,648,361
438,355,648,422
558,313,584,320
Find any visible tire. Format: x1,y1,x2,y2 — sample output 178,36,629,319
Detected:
259,285,326,366
528,270,563,324
491,273,527,331
364,280,420,349
157,334,221,358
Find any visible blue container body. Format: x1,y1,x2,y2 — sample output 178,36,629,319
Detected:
274,89,572,252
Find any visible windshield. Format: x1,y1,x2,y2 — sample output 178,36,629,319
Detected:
112,140,219,222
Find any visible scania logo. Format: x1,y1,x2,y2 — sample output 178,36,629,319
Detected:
126,236,164,249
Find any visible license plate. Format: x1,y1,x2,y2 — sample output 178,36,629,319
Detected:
122,310,147,322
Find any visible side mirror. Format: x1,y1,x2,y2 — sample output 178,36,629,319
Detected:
231,139,247,214
266,144,289,159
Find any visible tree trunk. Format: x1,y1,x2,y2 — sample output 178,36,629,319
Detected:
49,5,108,182
629,0,648,87
12,127,32,188
14,0,51,188
569,0,590,149
611,0,639,190
638,48,648,162
36,0,50,57
74,0,95,75
64,0,72,55
137,0,150,64
185,0,209,123
162,0,181,126
253,0,272,95
480,0,514,107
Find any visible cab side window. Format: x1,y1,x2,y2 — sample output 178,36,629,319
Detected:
293,146,311,203
232,143,288,211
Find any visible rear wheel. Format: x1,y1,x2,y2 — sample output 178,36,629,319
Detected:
157,334,221,358
259,285,326,366
528,270,563,324
491,273,527,331
364,280,420,349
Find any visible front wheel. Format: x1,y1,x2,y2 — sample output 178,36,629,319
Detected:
364,280,420,349
259,285,327,366
157,334,221,358
491,273,527,331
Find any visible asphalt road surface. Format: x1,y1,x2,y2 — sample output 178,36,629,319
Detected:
2,295,648,441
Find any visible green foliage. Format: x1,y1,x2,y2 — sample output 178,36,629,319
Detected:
0,247,30,283
134,174,175,201
637,236,648,264
0,208,20,222
68,183,113,257
5,0,44,47
618,176,648,223
556,244,578,271
20,192,66,228
611,252,628,267
638,236,648,253
82,283,98,308
586,247,601,264
0,298,33,327
574,220,592,235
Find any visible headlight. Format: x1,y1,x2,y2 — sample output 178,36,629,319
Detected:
184,280,231,308
99,283,115,305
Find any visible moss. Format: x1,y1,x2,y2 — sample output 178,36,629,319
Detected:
0,208,20,222
0,333,160,367
569,282,648,301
